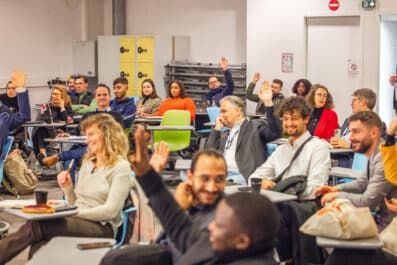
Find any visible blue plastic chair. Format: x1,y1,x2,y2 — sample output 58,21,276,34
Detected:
128,96,140,105
0,136,14,185
196,107,220,134
336,152,367,184
113,206,137,249
266,143,277,156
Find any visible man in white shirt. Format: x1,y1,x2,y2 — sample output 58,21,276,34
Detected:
249,96,330,265
249,96,330,198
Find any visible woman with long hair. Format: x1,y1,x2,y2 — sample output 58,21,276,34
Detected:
136,79,162,115
0,113,132,263
306,84,339,140
33,85,74,163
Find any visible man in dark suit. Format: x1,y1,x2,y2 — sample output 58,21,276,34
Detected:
0,71,31,157
205,81,281,182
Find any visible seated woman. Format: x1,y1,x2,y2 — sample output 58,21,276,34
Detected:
306,84,339,140
33,85,73,163
140,80,196,121
0,80,19,112
291,78,312,97
136,78,162,115
0,113,132,263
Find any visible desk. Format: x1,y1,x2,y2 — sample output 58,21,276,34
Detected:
22,122,66,144
330,167,363,179
3,208,78,221
45,136,86,152
225,185,297,203
134,116,163,124
175,159,191,170
27,237,114,265
269,138,288,145
316,236,383,249
247,113,266,120
203,122,215,127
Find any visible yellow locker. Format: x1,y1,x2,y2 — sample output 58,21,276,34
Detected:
119,62,137,96
136,37,154,63
120,37,135,63
136,62,154,95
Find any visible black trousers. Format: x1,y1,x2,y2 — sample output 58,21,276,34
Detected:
32,127,52,155
100,244,172,265
325,248,397,265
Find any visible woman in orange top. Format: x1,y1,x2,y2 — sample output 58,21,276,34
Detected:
146,80,196,121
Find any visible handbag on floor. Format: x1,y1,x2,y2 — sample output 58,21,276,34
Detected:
380,217,397,256
2,149,38,197
300,198,378,239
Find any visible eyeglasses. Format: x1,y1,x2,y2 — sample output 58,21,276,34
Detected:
315,93,327,98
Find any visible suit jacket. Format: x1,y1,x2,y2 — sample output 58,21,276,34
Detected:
205,106,281,180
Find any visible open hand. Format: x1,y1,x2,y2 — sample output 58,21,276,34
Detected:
129,125,152,176
387,116,397,136
258,80,273,106
252,72,261,84
220,57,228,71
150,141,169,173
11,70,26,88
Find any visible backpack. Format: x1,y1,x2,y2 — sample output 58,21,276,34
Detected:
2,150,38,197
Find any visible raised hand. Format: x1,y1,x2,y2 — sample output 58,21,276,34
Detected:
220,57,229,71
11,70,26,88
129,125,152,176
150,141,169,173
258,80,273,106
252,72,261,84
387,116,397,136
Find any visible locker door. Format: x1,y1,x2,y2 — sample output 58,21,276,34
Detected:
136,37,154,63
120,37,135,63
136,62,154,95
120,62,136,96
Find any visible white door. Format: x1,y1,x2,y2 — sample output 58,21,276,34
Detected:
306,16,362,122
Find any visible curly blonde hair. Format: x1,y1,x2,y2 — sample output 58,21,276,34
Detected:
80,113,128,167
51,85,72,107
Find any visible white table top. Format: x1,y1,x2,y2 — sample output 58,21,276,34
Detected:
22,122,66,127
175,159,192,170
316,235,383,249
27,237,114,265
330,167,363,179
3,208,78,220
225,185,298,203
269,138,288,145
45,136,87,144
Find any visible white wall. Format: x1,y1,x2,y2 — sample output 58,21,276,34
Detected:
125,0,246,64
247,0,397,120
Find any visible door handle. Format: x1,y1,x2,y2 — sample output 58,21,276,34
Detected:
120,46,130,53
120,71,130,78
137,72,148,79
137,46,148,54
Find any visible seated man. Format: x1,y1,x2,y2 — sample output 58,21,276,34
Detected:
249,96,330,265
0,70,31,156
101,148,228,265
110,77,136,128
128,125,281,265
70,75,94,113
203,57,234,107
246,73,285,115
330,88,387,167
315,111,397,230
42,84,123,184
324,115,397,265
205,81,281,183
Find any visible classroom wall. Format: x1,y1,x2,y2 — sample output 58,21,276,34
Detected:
247,0,397,120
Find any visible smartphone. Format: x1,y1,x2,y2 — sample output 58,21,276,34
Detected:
77,241,114,250
55,205,78,212
334,129,341,138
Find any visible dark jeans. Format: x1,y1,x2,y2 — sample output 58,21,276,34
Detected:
0,217,113,264
276,202,293,262
100,244,172,265
325,248,397,265
32,127,52,155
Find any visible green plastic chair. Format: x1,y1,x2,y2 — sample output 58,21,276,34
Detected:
152,110,191,152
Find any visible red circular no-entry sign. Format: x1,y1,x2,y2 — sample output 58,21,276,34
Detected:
329,0,340,11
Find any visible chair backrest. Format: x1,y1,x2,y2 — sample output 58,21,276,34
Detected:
266,143,277,156
128,96,140,105
352,153,367,170
154,110,191,152
206,107,220,123
0,136,15,184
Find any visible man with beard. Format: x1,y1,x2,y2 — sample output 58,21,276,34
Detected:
100,148,228,265
110,77,136,128
314,111,397,230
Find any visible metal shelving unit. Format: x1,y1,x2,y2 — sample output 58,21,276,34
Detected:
164,61,247,101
